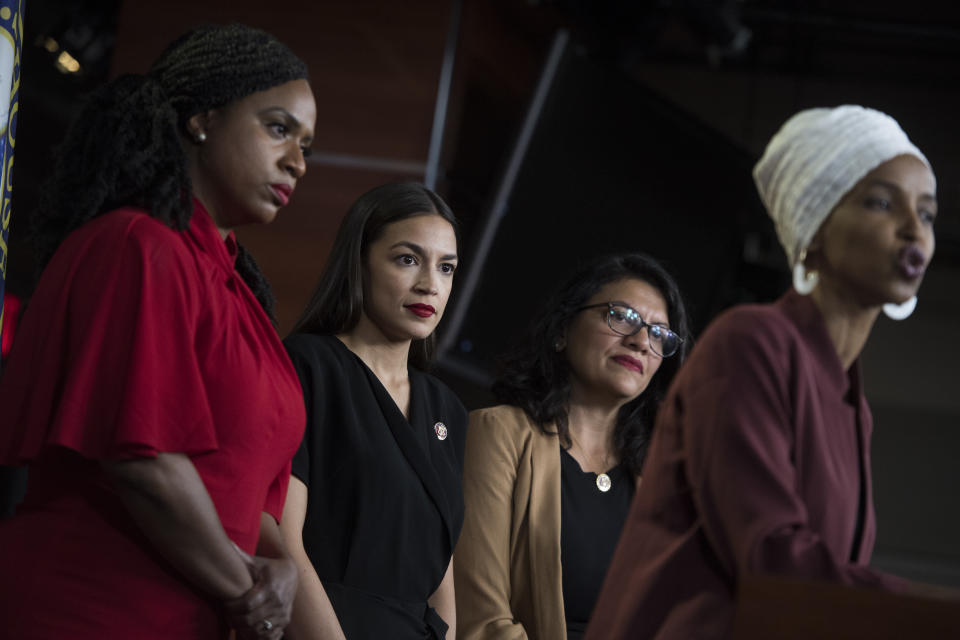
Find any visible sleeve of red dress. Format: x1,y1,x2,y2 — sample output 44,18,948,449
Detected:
283,334,326,489
262,460,292,524
13,215,218,461
681,315,907,592
251,334,320,525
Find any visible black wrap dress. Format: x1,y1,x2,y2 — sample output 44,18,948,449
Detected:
284,333,467,639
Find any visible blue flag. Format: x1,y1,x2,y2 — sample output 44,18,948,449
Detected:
0,0,23,340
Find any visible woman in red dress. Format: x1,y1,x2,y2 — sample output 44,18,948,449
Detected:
0,24,317,639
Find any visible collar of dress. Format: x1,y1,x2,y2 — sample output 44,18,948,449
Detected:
186,197,239,272
777,289,862,400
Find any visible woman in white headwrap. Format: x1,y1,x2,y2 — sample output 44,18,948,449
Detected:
584,105,940,640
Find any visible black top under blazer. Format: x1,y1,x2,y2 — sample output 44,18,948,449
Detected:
284,333,467,639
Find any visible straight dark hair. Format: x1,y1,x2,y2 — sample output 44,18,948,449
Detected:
492,252,691,476
291,182,458,369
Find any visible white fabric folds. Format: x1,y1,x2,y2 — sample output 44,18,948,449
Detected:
752,105,934,267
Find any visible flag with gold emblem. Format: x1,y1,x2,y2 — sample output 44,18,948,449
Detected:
0,0,23,347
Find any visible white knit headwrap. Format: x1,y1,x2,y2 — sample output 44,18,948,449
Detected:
753,105,934,267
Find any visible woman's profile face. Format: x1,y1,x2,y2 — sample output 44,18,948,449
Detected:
188,78,316,231
815,154,937,307
563,277,668,407
361,214,459,343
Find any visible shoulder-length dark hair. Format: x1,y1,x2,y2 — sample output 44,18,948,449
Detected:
492,252,691,476
291,182,458,369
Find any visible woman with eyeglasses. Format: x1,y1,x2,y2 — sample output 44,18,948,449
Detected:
585,106,944,640
454,252,690,640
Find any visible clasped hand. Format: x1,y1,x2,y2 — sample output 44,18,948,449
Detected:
224,545,298,640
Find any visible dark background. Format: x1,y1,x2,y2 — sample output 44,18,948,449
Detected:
3,0,959,587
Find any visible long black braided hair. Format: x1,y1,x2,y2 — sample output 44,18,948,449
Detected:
31,23,309,322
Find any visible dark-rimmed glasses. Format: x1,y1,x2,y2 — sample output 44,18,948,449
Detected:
576,302,683,358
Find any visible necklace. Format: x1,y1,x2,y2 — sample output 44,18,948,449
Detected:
596,470,612,493
569,434,614,492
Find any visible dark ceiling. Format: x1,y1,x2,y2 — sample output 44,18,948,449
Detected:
7,0,960,299
536,0,960,264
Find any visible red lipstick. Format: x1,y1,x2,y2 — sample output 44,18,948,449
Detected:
613,355,644,374
405,303,436,318
897,246,926,280
270,184,293,206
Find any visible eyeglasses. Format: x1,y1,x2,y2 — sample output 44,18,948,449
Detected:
576,302,683,358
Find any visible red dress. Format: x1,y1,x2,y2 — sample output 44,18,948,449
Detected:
0,202,305,639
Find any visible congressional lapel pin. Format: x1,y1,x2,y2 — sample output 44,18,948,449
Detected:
434,421,448,441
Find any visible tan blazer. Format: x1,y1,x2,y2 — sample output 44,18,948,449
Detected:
454,405,565,640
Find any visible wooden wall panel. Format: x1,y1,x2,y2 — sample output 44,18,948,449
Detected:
237,167,424,331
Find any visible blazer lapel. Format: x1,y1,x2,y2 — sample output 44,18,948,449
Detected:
359,364,455,553
527,420,565,639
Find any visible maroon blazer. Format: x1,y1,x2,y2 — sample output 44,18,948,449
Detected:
586,291,908,640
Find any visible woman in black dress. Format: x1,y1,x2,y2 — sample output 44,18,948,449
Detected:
279,182,465,640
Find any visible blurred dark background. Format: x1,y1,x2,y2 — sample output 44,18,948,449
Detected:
3,0,959,587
